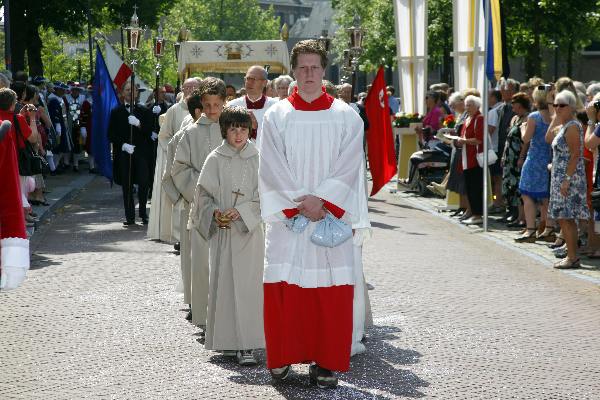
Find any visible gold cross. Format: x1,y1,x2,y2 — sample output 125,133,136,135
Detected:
232,188,245,207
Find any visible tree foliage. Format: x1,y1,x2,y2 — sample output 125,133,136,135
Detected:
36,0,280,85
331,0,453,75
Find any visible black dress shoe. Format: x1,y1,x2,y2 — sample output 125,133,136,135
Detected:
185,311,192,321
140,216,148,225
73,166,79,173
123,220,136,226
174,242,181,251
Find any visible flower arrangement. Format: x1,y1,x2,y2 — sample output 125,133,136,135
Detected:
393,112,423,128
442,114,456,129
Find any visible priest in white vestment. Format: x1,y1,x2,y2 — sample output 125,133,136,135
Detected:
148,78,200,243
171,78,225,327
258,40,368,389
226,65,277,140
190,106,264,366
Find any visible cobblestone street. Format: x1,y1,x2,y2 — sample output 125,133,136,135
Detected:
2,177,600,399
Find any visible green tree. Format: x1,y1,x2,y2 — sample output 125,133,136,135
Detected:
9,0,175,76
331,0,453,77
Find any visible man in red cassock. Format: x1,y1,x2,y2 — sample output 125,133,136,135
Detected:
258,40,369,389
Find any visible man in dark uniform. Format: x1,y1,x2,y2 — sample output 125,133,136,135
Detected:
108,81,154,226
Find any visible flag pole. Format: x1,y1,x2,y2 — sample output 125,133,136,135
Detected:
482,0,490,232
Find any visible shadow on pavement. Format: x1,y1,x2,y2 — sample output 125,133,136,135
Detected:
205,325,428,399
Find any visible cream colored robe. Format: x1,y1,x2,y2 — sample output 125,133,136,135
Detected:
171,116,223,326
190,142,265,351
148,99,190,242
163,127,190,303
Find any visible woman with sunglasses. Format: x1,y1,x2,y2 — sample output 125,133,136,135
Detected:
547,90,589,269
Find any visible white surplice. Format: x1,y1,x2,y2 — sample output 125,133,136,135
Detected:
258,98,368,288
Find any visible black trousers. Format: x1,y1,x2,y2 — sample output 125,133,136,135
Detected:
463,166,484,216
121,152,151,222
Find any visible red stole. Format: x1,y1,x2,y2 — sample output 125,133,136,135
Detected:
245,95,267,139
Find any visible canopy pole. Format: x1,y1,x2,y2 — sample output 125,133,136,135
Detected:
482,0,490,232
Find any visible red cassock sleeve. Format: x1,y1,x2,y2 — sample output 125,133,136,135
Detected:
282,199,344,219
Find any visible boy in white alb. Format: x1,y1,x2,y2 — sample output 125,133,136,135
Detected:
190,106,264,365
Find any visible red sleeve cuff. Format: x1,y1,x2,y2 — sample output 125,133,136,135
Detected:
282,208,299,218
321,199,345,218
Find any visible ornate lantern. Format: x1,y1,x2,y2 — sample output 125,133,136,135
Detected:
124,6,143,52
318,29,331,52
347,14,364,52
153,22,165,58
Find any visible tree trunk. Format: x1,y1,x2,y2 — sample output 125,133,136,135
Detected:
525,2,542,78
442,25,452,84
26,24,44,77
9,0,26,74
566,39,573,77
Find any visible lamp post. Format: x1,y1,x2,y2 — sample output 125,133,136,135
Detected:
318,29,331,52
346,14,365,100
124,6,144,207
153,22,166,106
174,26,190,94
341,49,353,84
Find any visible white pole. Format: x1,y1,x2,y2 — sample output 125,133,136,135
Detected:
482,0,490,232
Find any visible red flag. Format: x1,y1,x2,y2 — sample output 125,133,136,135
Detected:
365,66,397,196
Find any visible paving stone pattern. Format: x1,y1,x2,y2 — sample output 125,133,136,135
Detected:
1,177,599,399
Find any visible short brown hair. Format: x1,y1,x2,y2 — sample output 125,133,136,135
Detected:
290,40,327,70
0,87,17,110
186,89,203,118
199,77,226,100
511,92,531,110
219,106,252,139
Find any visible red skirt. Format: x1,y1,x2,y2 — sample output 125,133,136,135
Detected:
263,282,353,372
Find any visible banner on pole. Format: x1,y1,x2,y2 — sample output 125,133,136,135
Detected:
393,0,428,115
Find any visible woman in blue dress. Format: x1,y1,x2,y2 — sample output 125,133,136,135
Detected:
547,90,589,269
516,88,553,242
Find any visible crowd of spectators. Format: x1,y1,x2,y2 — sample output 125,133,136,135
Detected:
408,76,600,269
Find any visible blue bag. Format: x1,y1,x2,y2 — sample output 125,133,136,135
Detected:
284,214,310,233
310,214,352,248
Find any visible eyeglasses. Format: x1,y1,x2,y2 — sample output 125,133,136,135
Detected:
244,77,266,83
553,103,569,108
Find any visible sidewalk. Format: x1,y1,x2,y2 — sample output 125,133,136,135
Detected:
386,180,600,285
28,169,97,239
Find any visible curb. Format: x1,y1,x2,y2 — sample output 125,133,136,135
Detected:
30,174,97,233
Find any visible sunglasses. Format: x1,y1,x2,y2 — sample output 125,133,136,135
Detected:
553,103,569,108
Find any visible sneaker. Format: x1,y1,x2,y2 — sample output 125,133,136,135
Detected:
270,365,291,381
236,350,257,366
309,363,338,389
553,246,567,259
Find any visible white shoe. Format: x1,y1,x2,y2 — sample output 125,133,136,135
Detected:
236,350,257,366
462,216,483,225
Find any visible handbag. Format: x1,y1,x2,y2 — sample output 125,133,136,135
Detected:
14,114,46,176
310,214,352,248
473,117,498,167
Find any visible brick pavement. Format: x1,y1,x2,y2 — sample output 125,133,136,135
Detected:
1,177,599,399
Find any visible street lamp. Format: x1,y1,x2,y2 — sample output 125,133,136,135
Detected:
174,26,190,93
318,29,331,52
346,14,365,100
153,21,166,131
123,5,144,207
